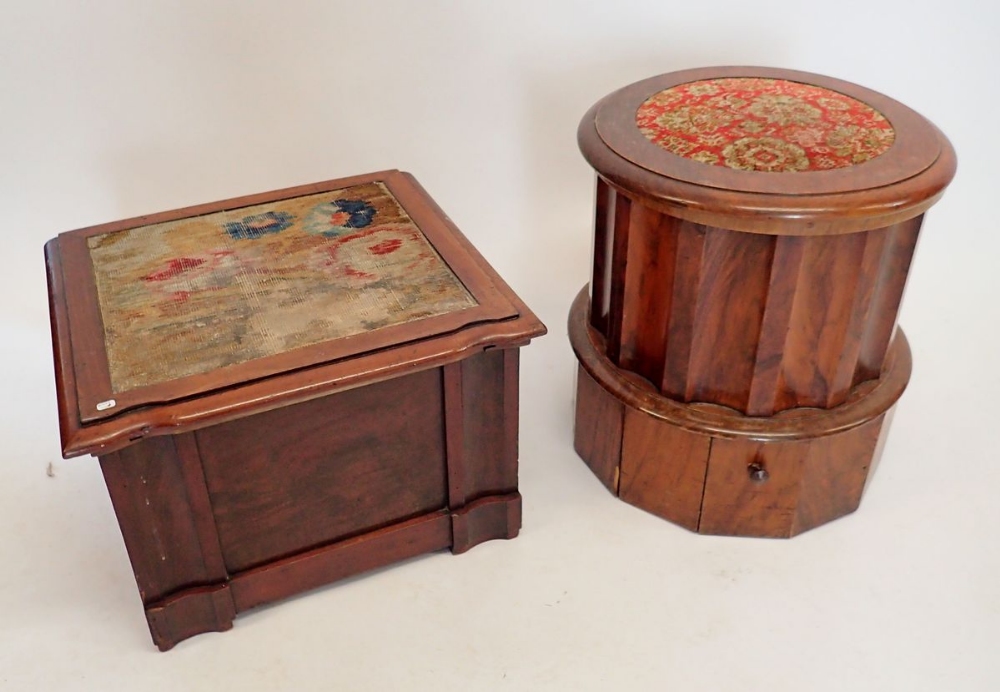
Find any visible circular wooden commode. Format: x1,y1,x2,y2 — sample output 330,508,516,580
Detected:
571,66,956,537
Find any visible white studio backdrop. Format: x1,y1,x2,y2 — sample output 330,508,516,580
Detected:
1,1,998,690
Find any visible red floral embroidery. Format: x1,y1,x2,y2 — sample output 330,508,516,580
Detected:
369,238,402,255
343,266,376,279
143,257,205,281
322,226,436,284
635,78,895,172
140,251,238,304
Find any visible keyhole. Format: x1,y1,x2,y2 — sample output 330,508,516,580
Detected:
748,459,769,483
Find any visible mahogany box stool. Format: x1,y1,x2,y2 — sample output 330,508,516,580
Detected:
571,67,955,538
45,170,545,650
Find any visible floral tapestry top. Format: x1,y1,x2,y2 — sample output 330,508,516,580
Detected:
635,78,895,173
87,182,476,392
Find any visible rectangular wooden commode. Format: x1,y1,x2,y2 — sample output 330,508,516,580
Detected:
46,170,546,650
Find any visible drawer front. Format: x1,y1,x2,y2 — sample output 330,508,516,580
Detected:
699,416,884,537
699,438,804,537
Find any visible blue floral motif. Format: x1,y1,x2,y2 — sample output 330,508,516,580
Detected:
224,211,294,240
303,198,377,238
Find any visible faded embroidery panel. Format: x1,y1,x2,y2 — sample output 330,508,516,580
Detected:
88,182,477,392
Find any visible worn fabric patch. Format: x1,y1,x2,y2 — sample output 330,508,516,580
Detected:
88,182,476,392
635,78,895,172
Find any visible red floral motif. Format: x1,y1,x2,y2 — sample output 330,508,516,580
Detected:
343,266,376,280
143,257,206,281
323,226,433,284
141,251,238,303
369,238,403,255
635,78,895,172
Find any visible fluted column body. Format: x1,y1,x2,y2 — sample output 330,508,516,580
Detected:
590,176,922,416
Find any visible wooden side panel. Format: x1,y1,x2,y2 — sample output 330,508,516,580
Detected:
100,436,226,603
776,232,868,409
443,361,466,508
196,368,448,573
827,231,890,400
618,409,710,531
855,216,922,383
699,437,805,538
792,416,884,535
618,205,679,386
173,434,228,578
746,235,805,416
573,365,623,493
660,222,706,399
502,348,520,493
685,228,775,411
459,348,518,504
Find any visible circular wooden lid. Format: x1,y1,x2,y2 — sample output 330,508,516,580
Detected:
580,67,956,234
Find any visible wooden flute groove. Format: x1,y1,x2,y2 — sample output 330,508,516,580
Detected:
590,176,614,334
604,191,632,363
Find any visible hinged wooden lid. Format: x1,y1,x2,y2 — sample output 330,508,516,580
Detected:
46,170,546,456
579,66,957,234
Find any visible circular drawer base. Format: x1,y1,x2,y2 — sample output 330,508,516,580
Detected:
568,286,911,538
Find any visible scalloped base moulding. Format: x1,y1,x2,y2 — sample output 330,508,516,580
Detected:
569,288,909,537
